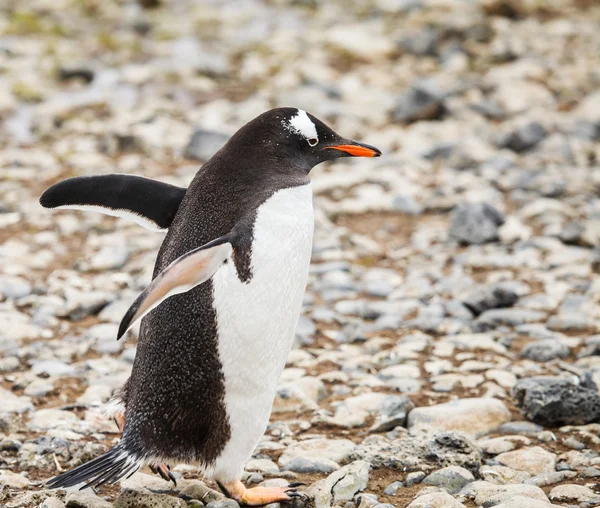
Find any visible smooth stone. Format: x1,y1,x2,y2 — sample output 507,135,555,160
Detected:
520,340,569,362
448,202,505,245
407,491,466,508
406,472,426,486
278,438,355,471
524,470,577,487
463,283,519,317
280,456,339,474
185,130,230,161
492,497,560,508
27,409,78,431
407,397,511,437
422,466,475,494
40,499,67,508
383,481,403,495
245,458,279,474
499,122,546,152
65,492,113,508
462,481,550,506
0,387,33,414
495,447,557,476
476,309,546,328
0,469,30,488
549,484,600,503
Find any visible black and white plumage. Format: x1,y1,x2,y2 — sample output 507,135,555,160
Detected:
43,108,380,503
40,174,186,231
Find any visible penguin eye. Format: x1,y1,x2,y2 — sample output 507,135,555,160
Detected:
307,137,318,147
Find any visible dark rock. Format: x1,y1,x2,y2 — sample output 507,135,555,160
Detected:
185,130,230,161
499,122,547,153
512,376,600,427
392,82,446,123
449,202,505,245
57,67,94,84
463,283,519,317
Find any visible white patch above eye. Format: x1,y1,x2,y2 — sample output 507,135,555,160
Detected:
284,109,319,143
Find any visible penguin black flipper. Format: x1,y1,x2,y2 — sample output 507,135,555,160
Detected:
117,234,236,340
39,174,187,232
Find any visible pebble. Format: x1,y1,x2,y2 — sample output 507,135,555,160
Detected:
520,340,570,362
448,203,505,245
549,484,600,503
3,0,600,505
407,491,466,508
422,466,475,494
278,438,355,472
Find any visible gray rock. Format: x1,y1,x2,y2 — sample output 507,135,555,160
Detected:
407,397,511,437
383,481,403,495
498,421,543,435
449,203,505,245
0,387,33,414
351,428,481,474
205,501,240,508
559,222,585,245
392,194,423,215
476,308,546,329
31,360,76,377
0,275,32,299
65,492,113,508
512,376,600,426
115,490,187,508
283,456,339,473
499,122,547,152
392,82,445,123
520,339,570,362
423,466,475,494
406,471,426,486
307,460,370,508
40,499,67,508
185,130,230,161
279,438,355,472
407,491,466,508
463,283,519,317
549,484,600,503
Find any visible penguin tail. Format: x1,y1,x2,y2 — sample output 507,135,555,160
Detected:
46,445,141,490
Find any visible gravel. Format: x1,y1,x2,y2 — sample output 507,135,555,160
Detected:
2,0,600,506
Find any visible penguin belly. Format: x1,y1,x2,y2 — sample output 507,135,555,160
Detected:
207,183,314,482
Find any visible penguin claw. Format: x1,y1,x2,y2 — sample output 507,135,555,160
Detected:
150,463,177,485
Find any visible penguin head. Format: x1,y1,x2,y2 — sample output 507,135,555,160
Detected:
227,107,381,173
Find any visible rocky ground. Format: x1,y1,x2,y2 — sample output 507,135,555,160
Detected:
1,0,600,507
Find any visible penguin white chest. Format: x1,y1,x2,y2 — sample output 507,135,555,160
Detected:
209,183,313,481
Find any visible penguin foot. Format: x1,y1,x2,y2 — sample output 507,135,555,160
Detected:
216,480,302,506
150,463,177,485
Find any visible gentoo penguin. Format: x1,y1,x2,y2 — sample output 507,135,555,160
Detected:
42,108,380,505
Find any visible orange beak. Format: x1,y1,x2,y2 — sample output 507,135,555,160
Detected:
325,143,381,158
